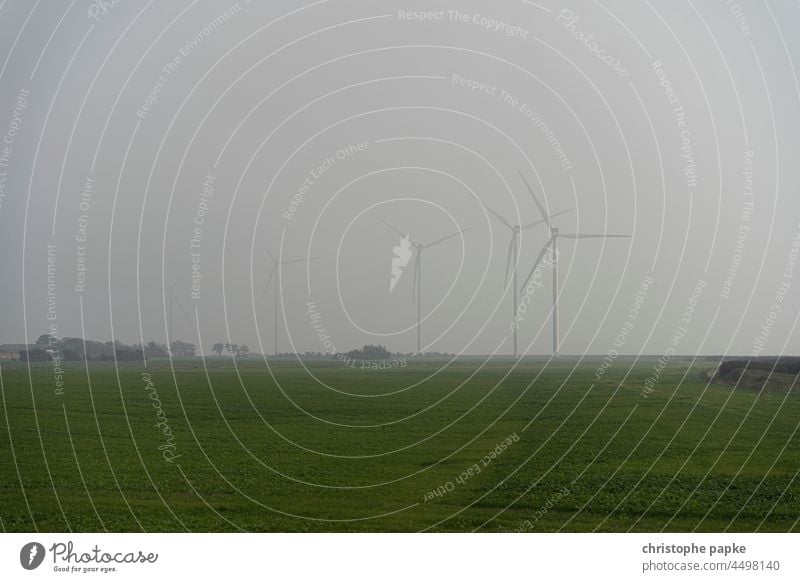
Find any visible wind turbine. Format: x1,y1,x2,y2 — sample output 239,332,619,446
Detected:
517,169,631,357
481,201,572,358
377,216,470,354
259,251,317,356
167,284,193,345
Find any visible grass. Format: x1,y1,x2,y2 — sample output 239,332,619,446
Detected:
0,357,798,532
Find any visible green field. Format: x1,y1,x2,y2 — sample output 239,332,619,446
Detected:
0,358,798,532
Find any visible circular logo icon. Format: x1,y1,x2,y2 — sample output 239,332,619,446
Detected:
20,542,45,570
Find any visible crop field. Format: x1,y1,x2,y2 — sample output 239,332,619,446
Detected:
0,358,798,532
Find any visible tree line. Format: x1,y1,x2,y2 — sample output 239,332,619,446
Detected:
210,343,250,358
19,335,197,362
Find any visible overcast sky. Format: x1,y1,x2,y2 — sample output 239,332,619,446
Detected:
1,0,799,357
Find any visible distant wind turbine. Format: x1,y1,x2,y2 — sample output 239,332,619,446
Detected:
259,250,317,356
167,284,193,344
481,200,572,358
377,216,470,354
517,169,631,357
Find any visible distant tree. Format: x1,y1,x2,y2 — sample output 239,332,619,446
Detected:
211,343,224,356
35,334,52,348
59,338,86,360
238,345,250,358
114,348,144,361
62,349,82,361
170,340,196,358
143,341,169,358
19,348,49,362
362,344,391,359
225,344,240,357
83,339,113,359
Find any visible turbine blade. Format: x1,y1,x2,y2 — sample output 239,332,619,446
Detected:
517,169,550,227
520,217,547,231
279,256,319,265
481,202,512,230
519,237,555,292
560,234,631,239
376,215,410,241
425,226,471,248
258,265,277,307
522,208,572,230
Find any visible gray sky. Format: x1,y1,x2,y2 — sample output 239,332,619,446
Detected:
1,0,799,357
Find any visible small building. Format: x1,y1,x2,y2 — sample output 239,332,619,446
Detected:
0,344,33,360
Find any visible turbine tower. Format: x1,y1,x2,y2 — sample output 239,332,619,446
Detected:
377,216,470,354
167,284,193,346
259,251,317,356
481,201,571,358
517,170,631,357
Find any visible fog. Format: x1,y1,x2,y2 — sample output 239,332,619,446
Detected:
1,0,799,357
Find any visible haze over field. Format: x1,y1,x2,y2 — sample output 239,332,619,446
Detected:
2,2,800,547
1,1,799,357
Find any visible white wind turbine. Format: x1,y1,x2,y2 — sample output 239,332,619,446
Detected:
377,216,470,354
481,200,572,358
517,169,631,357
166,284,193,347
259,250,317,356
